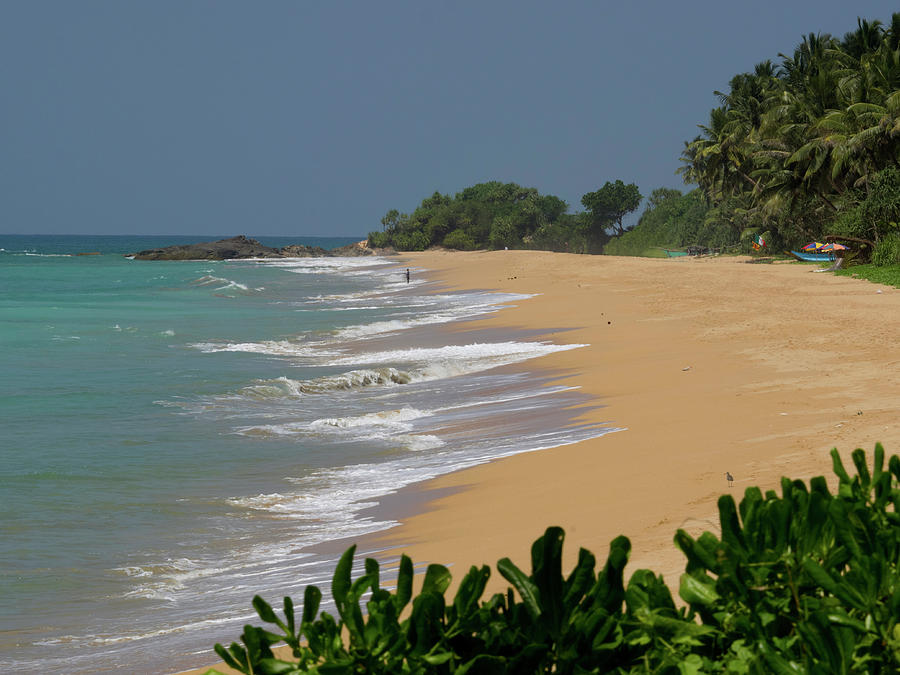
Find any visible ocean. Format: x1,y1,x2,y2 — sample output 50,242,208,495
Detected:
0,235,613,673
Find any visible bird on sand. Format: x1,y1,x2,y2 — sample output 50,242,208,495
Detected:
725,471,734,487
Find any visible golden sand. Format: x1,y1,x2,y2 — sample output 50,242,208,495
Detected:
175,250,900,674
372,250,899,587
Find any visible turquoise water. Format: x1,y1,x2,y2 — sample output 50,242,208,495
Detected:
0,235,612,673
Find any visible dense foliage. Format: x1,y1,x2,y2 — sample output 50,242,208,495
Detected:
366,13,900,263
367,180,641,253
207,444,900,674
676,14,900,259
603,188,713,257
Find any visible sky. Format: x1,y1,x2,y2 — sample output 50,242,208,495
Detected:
2,1,899,238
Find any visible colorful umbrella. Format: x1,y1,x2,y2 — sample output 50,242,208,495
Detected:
802,242,826,251
820,242,849,252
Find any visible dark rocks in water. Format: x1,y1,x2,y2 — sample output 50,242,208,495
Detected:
278,244,331,257
131,235,282,261
128,236,385,261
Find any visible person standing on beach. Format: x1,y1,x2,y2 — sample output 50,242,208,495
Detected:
406,268,410,283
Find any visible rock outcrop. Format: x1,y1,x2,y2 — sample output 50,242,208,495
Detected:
129,236,386,261
130,236,282,260
278,244,331,257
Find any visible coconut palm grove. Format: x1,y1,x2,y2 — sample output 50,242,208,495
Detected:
368,13,900,268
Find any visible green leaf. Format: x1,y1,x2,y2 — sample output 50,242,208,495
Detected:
302,585,322,625
393,554,413,615
718,495,746,554
497,557,541,620
872,443,885,485
258,658,303,674
852,447,871,487
410,592,446,654
832,448,852,484
350,571,375,599
825,611,867,632
675,530,720,573
214,642,248,673
801,557,867,610
253,595,280,625
453,565,490,619
422,563,452,596
365,557,380,591
531,526,565,633
422,650,454,665
331,545,356,621
592,535,630,612
679,572,720,606
455,654,507,675
563,547,596,608
283,596,296,637
678,653,706,674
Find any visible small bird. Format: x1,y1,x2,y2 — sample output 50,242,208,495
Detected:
725,471,734,487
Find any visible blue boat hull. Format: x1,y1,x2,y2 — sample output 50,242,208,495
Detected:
790,250,835,262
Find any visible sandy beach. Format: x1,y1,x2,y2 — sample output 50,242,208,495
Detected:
372,250,899,590
177,250,899,674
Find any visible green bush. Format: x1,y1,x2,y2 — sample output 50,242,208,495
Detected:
873,232,900,266
393,230,431,251
489,216,517,249
367,231,391,249
442,229,477,251
207,445,900,674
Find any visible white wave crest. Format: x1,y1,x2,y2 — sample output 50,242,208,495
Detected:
240,368,413,399
311,407,432,430
333,340,586,371
190,274,263,294
191,339,338,358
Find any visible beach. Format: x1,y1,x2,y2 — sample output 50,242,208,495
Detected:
179,249,899,674
375,250,900,585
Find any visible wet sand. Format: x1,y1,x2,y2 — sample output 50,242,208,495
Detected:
176,250,900,674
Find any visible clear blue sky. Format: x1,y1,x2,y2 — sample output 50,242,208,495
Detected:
2,1,898,237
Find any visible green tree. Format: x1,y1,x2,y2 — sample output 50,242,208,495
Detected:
580,180,643,237
380,209,400,231
442,229,477,250
489,215,517,249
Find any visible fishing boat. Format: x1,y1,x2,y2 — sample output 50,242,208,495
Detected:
789,250,834,262
663,248,689,257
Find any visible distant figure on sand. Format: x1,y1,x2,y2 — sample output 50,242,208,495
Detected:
405,268,410,283
725,471,734,487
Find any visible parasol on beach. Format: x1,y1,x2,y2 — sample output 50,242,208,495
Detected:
802,242,826,251
820,242,849,252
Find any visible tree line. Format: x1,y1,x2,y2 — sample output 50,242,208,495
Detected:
678,13,900,263
369,12,900,265
367,180,642,254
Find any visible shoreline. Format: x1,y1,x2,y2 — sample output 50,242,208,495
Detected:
368,250,900,590
175,249,900,674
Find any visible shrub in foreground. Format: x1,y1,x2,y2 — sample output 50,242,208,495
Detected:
207,445,900,673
